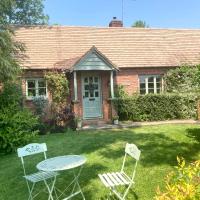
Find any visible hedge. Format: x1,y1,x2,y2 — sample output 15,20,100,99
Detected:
113,93,198,121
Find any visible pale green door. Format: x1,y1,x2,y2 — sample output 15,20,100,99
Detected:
82,76,102,119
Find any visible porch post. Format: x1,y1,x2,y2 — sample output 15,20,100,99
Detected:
110,71,114,98
73,71,78,101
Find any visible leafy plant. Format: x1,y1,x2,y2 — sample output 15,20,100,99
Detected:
0,81,38,153
155,157,200,200
164,65,200,93
0,105,38,153
113,91,198,121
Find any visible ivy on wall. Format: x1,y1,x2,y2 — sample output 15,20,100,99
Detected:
164,65,200,93
44,71,69,105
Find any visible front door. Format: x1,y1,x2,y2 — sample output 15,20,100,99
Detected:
82,75,102,119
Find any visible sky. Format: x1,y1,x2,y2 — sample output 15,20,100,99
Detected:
44,0,200,28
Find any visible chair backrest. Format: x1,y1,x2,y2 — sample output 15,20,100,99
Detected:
17,143,47,175
125,143,141,161
121,143,141,181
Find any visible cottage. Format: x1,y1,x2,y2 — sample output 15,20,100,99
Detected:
15,18,200,123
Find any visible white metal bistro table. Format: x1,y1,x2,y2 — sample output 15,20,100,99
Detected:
37,155,87,200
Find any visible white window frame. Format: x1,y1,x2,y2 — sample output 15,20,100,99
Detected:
26,78,48,100
139,75,163,94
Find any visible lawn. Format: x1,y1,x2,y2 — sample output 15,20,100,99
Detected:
0,124,200,200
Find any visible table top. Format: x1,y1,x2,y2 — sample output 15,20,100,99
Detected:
36,155,87,172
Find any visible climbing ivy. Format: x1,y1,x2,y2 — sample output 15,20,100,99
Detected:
45,71,69,105
164,65,200,93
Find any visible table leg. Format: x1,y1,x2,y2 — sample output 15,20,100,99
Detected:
56,166,85,200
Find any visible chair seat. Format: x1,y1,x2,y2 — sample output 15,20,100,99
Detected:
24,171,58,183
98,172,133,188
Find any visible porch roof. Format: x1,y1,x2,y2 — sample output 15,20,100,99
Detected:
54,46,118,72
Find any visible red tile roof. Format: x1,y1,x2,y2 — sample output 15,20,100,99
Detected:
15,26,200,69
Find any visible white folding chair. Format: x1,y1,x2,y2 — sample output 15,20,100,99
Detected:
17,143,59,200
98,143,141,200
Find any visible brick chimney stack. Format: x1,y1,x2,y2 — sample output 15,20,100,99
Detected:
109,17,123,27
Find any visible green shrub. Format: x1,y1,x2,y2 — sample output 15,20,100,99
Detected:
0,105,38,153
113,93,198,121
0,81,22,109
155,157,200,200
0,82,39,153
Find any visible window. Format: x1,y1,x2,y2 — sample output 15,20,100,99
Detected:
139,75,163,94
26,79,47,99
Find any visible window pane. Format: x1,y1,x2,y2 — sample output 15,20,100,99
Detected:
27,80,35,88
157,88,161,93
156,77,161,82
139,76,145,83
148,77,154,82
148,83,154,88
140,83,145,89
38,80,46,87
28,89,36,97
156,83,161,88
140,89,146,94
38,88,46,96
148,89,154,93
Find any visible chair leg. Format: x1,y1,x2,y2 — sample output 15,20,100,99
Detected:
27,182,35,200
43,176,57,200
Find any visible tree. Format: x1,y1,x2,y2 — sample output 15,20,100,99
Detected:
0,0,48,25
0,0,48,82
132,20,149,28
1,0,49,25
0,27,24,82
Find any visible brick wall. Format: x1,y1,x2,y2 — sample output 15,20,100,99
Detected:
22,67,172,122
115,67,170,94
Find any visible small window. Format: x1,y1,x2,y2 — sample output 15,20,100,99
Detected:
26,79,47,99
139,75,163,94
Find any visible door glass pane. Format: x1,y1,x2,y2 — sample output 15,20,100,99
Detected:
85,85,89,90
94,84,98,90
89,77,93,83
94,77,98,83
84,77,88,83
85,91,89,97
95,91,99,97
90,91,94,97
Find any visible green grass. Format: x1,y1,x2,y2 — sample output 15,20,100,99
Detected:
0,124,200,200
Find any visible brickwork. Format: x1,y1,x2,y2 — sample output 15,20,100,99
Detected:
22,67,171,123
115,67,169,95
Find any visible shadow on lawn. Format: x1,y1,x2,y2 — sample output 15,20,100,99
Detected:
186,128,200,143
78,129,200,167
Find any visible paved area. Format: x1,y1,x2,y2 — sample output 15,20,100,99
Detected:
77,119,200,131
